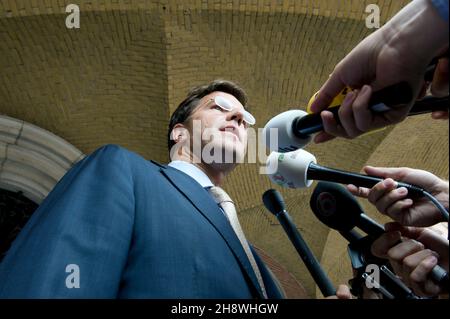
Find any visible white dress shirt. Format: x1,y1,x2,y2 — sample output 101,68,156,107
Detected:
168,160,214,188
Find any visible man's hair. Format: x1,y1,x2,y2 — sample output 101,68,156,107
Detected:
167,79,248,152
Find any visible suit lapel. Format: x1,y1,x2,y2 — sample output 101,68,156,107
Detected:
160,165,264,298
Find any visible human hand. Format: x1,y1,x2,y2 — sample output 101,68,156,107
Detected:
325,284,353,299
310,0,448,143
371,222,449,297
348,166,449,227
430,57,449,120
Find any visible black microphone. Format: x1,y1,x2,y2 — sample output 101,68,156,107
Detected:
263,82,449,152
310,181,449,288
266,149,425,198
293,83,449,138
262,189,336,297
309,181,385,238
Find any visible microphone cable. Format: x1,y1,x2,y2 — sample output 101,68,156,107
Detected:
422,190,449,222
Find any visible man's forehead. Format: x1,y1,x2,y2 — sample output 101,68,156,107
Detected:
200,91,244,108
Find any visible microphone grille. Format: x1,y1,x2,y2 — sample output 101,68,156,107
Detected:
262,189,286,215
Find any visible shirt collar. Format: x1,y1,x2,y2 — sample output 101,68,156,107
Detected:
168,160,214,188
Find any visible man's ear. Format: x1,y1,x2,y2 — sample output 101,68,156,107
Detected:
171,123,189,144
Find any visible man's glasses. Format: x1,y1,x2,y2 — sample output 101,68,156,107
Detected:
206,96,256,126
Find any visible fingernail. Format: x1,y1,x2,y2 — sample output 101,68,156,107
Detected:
398,187,407,195
383,178,395,188
361,85,370,95
427,256,438,265
343,91,354,105
431,251,440,259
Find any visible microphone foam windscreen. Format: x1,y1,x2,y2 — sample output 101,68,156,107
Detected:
266,149,317,188
263,110,312,152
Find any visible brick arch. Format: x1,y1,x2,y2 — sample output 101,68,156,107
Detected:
0,115,84,204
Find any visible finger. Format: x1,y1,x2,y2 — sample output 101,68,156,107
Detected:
375,187,410,214
347,184,370,198
313,131,337,144
320,110,348,138
431,58,449,97
384,222,425,240
371,231,402,258
335,284,352,299
403,249,439,274
362,166,409,181
338,90,365,138
422,279,442,297
408,254,438,281
387,239,425,262
367,178,397,206
310,73,347,113
384,198,414,224
352,85,375,132
410,255,441,297
431,110,449,120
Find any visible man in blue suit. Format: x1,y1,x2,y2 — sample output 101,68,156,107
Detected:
0,80,285,298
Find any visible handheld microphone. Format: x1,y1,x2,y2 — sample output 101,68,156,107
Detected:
263,82,449,152
310,181,449,288
297,94,449,137
262,189,336,297
266,149,425,198
309,181,385,238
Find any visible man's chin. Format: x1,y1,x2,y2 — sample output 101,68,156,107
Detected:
220,141,245,163
201,149,244,165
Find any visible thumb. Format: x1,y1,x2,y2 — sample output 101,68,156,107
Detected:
310,73,346,113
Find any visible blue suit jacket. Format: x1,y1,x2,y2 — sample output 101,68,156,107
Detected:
0,145,283,298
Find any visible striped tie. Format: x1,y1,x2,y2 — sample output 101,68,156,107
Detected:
208,186,268,298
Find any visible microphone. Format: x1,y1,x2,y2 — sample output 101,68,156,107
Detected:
263,82,449,152
262,189,336,297
310,181,385,237
310,181,449,287
266,148,425,198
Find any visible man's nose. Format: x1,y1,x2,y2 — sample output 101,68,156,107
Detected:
229,108,244,126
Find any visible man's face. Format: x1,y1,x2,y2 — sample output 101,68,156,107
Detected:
187,91,250,164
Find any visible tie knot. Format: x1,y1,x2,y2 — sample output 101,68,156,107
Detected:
208,186,233,205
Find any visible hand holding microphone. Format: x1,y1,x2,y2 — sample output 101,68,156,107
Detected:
348,166,450,227
265,149,449,222
266,148,426,197
310,181,449,296
308,0,449,144
263,82,449,152
371,222,449,297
